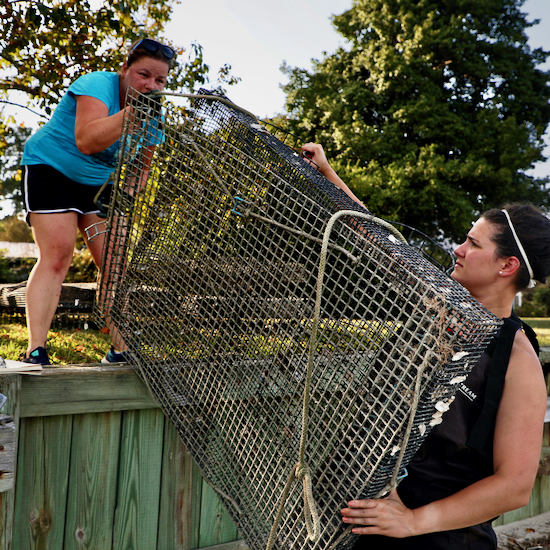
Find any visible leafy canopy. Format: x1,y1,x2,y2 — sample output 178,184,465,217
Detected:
1,0,239,115
0,0,239,212
282,0,550,242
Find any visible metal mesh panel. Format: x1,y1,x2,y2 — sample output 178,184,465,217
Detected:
93,90,501,550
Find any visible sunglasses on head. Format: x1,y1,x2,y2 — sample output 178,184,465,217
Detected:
130,38,175,60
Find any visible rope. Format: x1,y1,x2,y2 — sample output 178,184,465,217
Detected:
156,103,415,546
187,128,411,546
125,106,412,545
266,210,406,550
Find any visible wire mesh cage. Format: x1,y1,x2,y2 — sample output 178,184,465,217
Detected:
93,89,501,550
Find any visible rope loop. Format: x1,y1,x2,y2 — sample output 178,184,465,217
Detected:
299,463,321,542
295,464,309,480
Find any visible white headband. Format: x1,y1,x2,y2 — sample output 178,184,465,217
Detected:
501,209,536,289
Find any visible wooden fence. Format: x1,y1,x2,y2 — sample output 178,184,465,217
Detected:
0,365,245,550
1,353,549,550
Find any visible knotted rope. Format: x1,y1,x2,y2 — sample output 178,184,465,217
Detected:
266,210,406,550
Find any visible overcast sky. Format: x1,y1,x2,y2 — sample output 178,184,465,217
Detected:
166,0,549,117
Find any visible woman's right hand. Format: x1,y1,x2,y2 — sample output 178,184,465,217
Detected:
301,142,333,177
300,142,367,209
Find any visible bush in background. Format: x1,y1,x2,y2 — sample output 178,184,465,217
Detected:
516,283,550,318
0,215,33,242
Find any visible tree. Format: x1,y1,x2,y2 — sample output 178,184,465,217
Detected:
0,215,33,242
0,121,31,214
282,0,550,242
0,0,238,116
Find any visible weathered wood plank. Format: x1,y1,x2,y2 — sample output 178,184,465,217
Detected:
113,408,165,550
157,417,203,550
0,415,16,476
19,364,158,418
540,474,550,517
0,374,21,550
0,472,14,494
540,347,550,367
13,415,73,549
198,481,240,549
13,417,46,548
64,412,122,550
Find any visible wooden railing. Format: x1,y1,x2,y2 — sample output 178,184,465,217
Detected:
1,350,549,549
0,365,244,550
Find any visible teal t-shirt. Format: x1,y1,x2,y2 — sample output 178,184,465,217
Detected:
21,71,121,187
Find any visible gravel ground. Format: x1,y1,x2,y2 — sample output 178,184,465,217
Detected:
495,512,550,549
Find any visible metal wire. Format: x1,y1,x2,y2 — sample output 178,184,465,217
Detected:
94,89,501,550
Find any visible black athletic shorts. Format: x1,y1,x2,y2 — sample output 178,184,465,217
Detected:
21,164,105,221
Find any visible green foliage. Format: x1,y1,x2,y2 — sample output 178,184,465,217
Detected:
0,214,33,242
0,249,14,282
281,0,550,242
3,258,35,283
65,248,98,283
0,0,237,115
0,123,32,214
3,250,98,285
517,283,550,317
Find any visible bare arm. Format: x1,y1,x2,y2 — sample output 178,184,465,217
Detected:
74,95,128,155
341,330,547,538
75,94,154,192
300,143,367,209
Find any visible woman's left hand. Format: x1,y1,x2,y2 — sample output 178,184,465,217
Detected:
341,490,417,538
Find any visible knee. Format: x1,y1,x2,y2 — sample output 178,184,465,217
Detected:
37,248,75,277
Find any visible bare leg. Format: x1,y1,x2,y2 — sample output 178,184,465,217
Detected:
26,212,78,354
78,212,126,351
78,212,106,267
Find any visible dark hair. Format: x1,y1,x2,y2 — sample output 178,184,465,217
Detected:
127,38,176,69
482,203,550,290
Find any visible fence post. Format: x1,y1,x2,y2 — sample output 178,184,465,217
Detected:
0,374,21,550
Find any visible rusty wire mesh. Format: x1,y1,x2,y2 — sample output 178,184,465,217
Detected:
93,89,501,550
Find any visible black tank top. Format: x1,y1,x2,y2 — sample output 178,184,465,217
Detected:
353,314,538,550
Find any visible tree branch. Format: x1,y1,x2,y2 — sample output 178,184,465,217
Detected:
0,100,49,120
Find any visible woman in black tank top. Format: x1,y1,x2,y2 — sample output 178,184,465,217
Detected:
300,145,550,550
342,206,550,549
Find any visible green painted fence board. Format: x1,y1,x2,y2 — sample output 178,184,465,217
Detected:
540,474,550,514
113,408,165,550
12,417,44,548
64,412,122,550
19,364,157,418
158,416,204,550
198,482,239,549
13,415,73,549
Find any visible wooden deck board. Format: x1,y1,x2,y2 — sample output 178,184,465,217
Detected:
19,364,158,418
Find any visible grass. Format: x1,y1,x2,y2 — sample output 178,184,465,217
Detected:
1,316,549,366
523,318,550,347
0,323,112,365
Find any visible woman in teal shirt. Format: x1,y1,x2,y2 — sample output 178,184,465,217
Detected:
20,38,175,365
